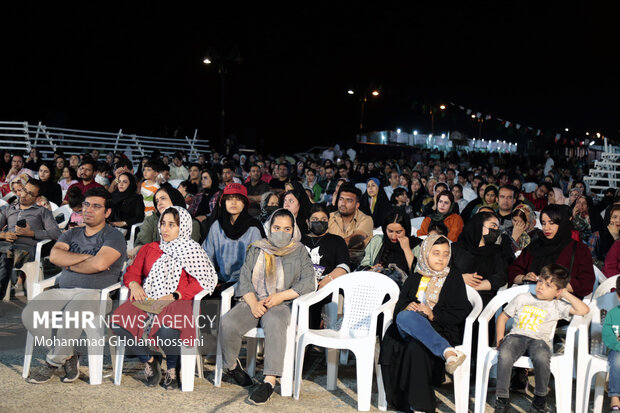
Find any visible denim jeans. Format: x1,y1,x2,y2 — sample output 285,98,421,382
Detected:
496,334,551,399
395,310,451,359
609,350,620,397
112,325,181,368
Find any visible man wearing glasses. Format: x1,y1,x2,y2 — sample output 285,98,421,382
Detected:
0,178,61,299
61,160,102,204
327,184,373,267
22,186,127,384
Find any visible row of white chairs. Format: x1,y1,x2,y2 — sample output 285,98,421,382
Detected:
21,266,619,412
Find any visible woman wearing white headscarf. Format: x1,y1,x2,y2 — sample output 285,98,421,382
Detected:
218,208,315,405
380,234,472,413
112,206,217,390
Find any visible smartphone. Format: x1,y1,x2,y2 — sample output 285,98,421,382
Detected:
16,219,27,228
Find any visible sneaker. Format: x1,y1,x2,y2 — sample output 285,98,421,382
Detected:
161,367,179,390
444,349,467,375
144,357,161,387
529,401,549,413
249,381,274,405
494,397,509,413
226,358,253,387
61,356,80,383
27,362,58,384
510,368,529,394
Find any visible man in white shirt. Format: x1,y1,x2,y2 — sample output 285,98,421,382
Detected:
543,151,554,176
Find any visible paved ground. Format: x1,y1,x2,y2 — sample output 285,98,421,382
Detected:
0,297,598,412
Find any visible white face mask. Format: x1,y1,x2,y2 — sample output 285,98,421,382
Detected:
270,231,292,248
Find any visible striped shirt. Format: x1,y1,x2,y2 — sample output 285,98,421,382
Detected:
141,181,159,216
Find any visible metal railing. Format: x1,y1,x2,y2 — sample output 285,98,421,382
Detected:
584,139,620,197
0,121,211,162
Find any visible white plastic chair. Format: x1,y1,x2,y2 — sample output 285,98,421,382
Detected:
575,275,619,413
452,286,484,413
592,266,608,295
22,274,121,384
113,286,210,391
355,183,367,194
293,271,400,411
213,285,305,397
127,222,144,251
474,284,580,413
52,204,72,230
2,238,53,302
522,182,537,193
48,201,59,211
411,217,425,235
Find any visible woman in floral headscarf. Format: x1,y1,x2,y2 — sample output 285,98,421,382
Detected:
379,233,472,413
505,203,542,253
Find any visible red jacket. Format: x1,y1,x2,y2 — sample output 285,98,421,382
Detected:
604,240,620,278
522,192,548,211
508,240,595,299
417,213,464,242
123,242,203,300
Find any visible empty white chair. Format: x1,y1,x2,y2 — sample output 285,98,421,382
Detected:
474,284,580,413
113,286,209,391
293,272,400,411
575,275,620,413
23,274,120,384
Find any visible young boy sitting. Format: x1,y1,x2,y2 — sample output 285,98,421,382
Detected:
494,263,589,413
603,276,620,412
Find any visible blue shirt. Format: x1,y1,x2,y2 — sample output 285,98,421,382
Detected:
202,221,263,283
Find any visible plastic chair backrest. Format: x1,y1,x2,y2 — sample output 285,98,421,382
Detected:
355,183,367,194
522,182,537,193
336,272,399,337
465,285,483,320
411,217,425,231
591,292,620,327
594,274,620,300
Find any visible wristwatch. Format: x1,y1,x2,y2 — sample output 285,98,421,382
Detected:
172,292,180,301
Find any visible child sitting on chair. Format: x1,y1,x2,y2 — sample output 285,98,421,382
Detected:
603,276,620,412
494,263,589,413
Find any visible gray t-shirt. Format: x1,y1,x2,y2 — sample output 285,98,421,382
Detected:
57,225,127,289
504,292,571,346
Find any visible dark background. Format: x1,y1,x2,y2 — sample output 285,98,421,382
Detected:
1,2,618,153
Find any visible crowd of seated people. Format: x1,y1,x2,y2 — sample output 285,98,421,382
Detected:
6,143,620,411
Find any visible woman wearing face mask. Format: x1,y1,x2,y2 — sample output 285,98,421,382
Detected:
359,177,392,228
37,162,62,206
379,234,472,413
451,212,512,306
505,203,542,253
360,210,420,279
112,206,217,390
130,186,201,259
259,192,280,224
202,183,265,288
417,190,464,242
218,208,315,405
509,204,594,299
108,172,145,238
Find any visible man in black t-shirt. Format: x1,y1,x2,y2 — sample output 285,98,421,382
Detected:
269,163,289,191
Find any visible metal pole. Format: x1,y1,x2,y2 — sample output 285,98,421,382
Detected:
359,95,366,137
431,110,435,135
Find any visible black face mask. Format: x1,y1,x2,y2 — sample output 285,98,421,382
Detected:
264,206,279,216
309,221,329,235
483,228,501,245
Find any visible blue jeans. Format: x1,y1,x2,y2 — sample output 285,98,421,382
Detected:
112,325,181,368
395,310,451,359
496,334,551,399
609,350,620,397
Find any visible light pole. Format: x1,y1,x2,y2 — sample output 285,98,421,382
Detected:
429,104,446,135
349,89,380,137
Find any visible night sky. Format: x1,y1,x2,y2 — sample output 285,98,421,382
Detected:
2,2,618,153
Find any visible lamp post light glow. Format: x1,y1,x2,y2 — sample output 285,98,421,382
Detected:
439,105,446,110
371,90,380,96
347,90,354,95
203,58,212,64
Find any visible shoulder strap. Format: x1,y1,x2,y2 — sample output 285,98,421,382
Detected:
568,240,578,276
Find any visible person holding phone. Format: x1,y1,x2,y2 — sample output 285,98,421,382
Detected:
0,178,61,298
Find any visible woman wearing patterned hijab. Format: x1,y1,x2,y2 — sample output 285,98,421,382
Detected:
380,234,472,412
217,208,315,405
112,206,217,390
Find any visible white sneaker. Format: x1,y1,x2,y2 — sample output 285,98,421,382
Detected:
444,349,466,374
